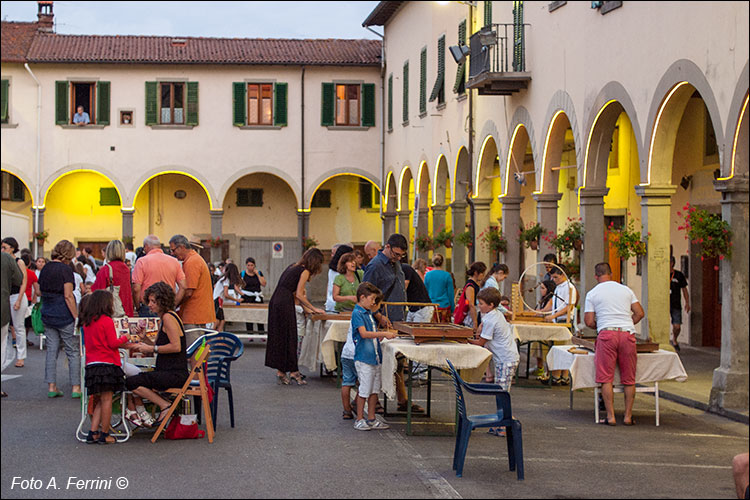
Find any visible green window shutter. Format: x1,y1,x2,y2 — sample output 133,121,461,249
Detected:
145,81,157,125
454,20,467,94
186,81,199,126
55,81,69,125
96,81,110,125
419,47,427,115
1,80,8,123
402,61,409,123
321,82,334,126
99,187,121,206
233,82,246,126
361,83,375,127
274,82,288,127
429,35,445,103
387,74,393,131
484,1,493,27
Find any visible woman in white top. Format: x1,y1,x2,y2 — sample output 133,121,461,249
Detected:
212,263,244,332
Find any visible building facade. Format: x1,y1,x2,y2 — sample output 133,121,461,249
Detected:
364,0,748,411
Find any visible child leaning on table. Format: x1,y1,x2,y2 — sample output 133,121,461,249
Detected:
468,287,519,436
351,282,397,431
80,290,130,444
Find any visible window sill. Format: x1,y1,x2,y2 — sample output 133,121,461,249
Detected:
1,123,19,128
326,126,371,131
456,93,468,102
148,124,195,130
59,124,106,129
238,125,283,130
436,102,447,111
419,111,428,119
387,128,393,134
402,121,409,127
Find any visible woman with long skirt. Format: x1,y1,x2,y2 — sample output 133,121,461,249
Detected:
265,249,325,385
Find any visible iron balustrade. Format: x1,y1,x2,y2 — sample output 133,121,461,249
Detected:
468,23,530,79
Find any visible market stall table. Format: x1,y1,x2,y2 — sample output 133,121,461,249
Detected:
510,322,573,379
221,303,268,341
546,345,688,426
380,338,492,435
299,313,351,374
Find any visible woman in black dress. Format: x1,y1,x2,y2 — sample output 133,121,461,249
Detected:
265,248,325,385
126,281,189,425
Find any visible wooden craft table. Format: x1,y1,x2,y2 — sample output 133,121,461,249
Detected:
510,321,573,380
299,312,351,374
221,303,268,341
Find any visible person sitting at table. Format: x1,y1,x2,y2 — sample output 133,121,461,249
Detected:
528,279,557,380
468,287,519,437
125,282,190,426
481,263,510,314
584,262,644,426
332,252,363,313
542,265,576,386
423,254,454,323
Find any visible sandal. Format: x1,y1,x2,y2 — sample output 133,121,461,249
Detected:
97,432,116,444
138,409,155,427
14,361,24,368
375,402,385,415
125,409,143,428
623,417,636,426
277,374,290,385
397,403,425,413
598,417,617,426
342,410,354,420
290,373,307,385
155,407,171,425
85,431,100,444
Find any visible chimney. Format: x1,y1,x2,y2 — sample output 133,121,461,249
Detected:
37,1,54,33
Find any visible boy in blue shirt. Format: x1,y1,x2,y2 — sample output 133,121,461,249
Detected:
351,282,397,431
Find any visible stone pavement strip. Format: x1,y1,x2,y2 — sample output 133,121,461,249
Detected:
1,341,747,499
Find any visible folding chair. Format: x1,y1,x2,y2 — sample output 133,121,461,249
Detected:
150,343,215,443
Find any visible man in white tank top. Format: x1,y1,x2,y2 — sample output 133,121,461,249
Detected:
584,262,645,426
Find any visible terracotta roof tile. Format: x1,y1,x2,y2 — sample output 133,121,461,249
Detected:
22,33,381,66
1,22,39,63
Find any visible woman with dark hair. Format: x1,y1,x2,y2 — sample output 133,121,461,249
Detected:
212,262,244,331
265,248,326,385
332,252,363,312
69,261,86,305
125,281,189,426
38,240,80,398
530,279,558,379
424,253,455,323
91,240,134,317
1,237,29,369
462,261,487,330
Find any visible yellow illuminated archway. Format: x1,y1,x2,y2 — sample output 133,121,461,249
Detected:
644,81,690,186
500,124,525,198
307,173,380,211
127,170,215,211
43,169,122,209
536,110,566,195
719,93,749,181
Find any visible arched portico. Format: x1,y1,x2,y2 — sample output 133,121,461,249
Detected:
383,170,398,240
397,166,415,243
452,147,471,283
416,161,432,258
431,154,452,258
474,135,501,265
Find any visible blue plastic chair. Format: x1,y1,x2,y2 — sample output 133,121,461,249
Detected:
446,359,524,480
188,332,244,429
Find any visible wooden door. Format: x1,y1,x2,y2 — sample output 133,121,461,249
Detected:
604,216,624,283
701,255,722,347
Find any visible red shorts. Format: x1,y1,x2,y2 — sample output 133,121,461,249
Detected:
594,330,637,385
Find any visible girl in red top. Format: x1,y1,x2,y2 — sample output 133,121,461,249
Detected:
80,290,129,444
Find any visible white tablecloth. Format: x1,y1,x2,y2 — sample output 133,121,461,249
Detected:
379,339,492,400
222,304,268,324
511,323,572,343
299,318,350,372
320,320,352,371
546,345,687,390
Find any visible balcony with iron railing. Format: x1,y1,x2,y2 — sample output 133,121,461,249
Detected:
467,23,531,95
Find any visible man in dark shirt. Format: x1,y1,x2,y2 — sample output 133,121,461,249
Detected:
669,256,690,352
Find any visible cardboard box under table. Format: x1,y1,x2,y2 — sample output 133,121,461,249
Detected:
546,345,687,426
380,338,492,435
221,303,268,340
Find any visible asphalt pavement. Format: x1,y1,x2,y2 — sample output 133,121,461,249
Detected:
1,338,747,499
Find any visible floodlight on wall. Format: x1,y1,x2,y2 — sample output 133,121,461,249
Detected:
449,44,471,65
679,175,693,190
479,30,497,46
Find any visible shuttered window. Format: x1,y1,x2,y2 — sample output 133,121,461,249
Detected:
237,188,263,207
274,82,288,127
311,189,332,208
429,35,445,104
145,81,158,125
419,47,427,115
1,79,9,123
402,61,409,124
233,82,246,126
99,187,120,206
233,82,287,127
321,82,335,126
186,81,199,125
387,74,393,132
361,83,375,127
54,81,110,126
56,81,69,124
454,20,467,94
96,81,110,125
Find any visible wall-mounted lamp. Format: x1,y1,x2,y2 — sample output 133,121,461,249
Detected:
449,44,470,65
679,175,693,190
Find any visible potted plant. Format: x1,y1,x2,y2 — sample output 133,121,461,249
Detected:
414,234,435,253
608,215,649,261
433,228,454,248
519,221,544,250
205,236,225,248
545,217,584,257
455,230,473,248
678,203,732,266
34,230,49,245
479,227,507,254
303,235,319,250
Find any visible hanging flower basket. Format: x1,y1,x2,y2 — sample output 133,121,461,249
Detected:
303,236,319,250
519,221,545,250
433,228,454,249
414,234,435,252
34,230,49,244
544,218,584,257
455,230,473,248
678,204,732,264
205,237,226,248
479,227,508,254
608,215,648,260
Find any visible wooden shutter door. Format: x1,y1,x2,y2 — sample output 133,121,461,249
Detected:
55,81,69,124
233,82,246,126
274,82,288,127
321,82,334,126
145,82,157,125
361,83,375,127
96,81,110,125
186,81,199,125
402,62,409,123
1,80,8,123
420,47,427,114
387,74,393,131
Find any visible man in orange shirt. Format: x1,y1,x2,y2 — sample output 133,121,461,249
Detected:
169,234,216,348
132,235,187,317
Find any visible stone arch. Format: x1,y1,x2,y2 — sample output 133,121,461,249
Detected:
503,124,532,198
220,166,300,210
433,154,450,205
0,166,35,206
128,165,216,210
723,61,749,179
454,146,471,200
43,165,125,209
384,170,398,213
538,90,581,193
583,82,644,189
644,59,726,184
398,165,415,211
306,167,379,210
475,135,499,199
417,161,430,200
